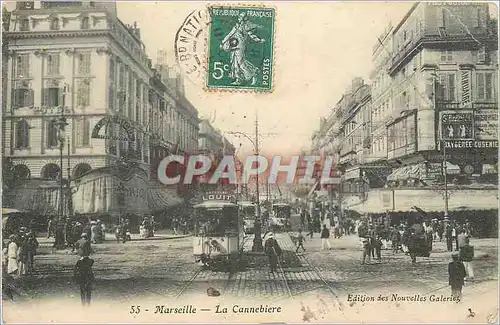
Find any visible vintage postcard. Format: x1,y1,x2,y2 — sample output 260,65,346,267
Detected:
1,1,498,324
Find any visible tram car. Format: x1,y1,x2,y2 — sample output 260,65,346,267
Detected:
238,201,256,234
269,202,292,232
192,199,245,267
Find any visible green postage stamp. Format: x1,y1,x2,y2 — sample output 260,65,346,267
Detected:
206,5,275,92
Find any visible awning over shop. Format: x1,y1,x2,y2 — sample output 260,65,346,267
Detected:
342,195,363,209
4,180,62,215
350,188,498,214
71,166,183,215
148,188,183,212
387,163,460,182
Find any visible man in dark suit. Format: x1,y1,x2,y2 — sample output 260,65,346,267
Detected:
448,251,466,301
74,256,95,306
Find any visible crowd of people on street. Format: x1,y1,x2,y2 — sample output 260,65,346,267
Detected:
2,227,39,277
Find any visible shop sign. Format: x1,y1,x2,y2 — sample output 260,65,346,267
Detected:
439,111,474,140
201,191,236,202
443,140,498,149
92,115,135,141
474,110,498,140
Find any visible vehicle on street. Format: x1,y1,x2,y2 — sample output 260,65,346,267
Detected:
270,202,292,232
193,199,245,268
238,201,256,234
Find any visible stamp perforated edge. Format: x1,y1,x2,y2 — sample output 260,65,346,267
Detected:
202,2,277,94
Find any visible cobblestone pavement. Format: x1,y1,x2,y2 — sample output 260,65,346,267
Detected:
4,223,498,323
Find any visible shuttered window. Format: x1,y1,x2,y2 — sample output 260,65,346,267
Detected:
11,83,34,109
477,72,493,101
76,79,91,107
75,117,91,147
46,119,59,147
77,52,91,75
15,120,30,148
46,53,60,75
437,73,456,101
42,87,61,107
15,54,30,78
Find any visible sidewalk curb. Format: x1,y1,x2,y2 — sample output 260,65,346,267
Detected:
37,234,192,248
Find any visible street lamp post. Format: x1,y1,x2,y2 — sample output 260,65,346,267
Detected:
227,111,264,252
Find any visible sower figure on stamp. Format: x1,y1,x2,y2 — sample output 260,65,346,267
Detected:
220,12,265,86
265,233,282,273
74,256,95,306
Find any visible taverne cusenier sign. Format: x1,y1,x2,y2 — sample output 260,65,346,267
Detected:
92,115,135,141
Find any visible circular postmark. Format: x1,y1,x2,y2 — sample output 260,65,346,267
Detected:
174,8,210,83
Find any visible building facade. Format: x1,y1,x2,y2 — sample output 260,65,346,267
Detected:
3,1,199,216
311,2,498,215
384,2,498,187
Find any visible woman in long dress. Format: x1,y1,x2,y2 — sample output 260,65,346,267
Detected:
5,235,19,275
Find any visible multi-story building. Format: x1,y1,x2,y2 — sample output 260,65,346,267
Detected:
198,119,235,157
197,119,236,191
384,2,497,187
2,1,199,217
313,2,497,216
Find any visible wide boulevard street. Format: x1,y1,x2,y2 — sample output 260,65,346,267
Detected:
3,214,498,323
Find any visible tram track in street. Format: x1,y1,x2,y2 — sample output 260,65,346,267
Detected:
175,235,252,300
269,232,345,316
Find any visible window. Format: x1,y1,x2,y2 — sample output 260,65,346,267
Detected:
15,54,30,78
15,120,30,148
81,16,90,29
76,79,91,107
477,72,494,101
75,117,91,147
77,52,91,75
46,119,59,147
50,17,59,30
12,82,33,108
42,87,61,107
440,50,453,62
46,53,60,75
19,18,30,31
437,74,456,101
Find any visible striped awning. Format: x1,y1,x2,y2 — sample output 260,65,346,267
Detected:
147,188,183,212
350,188,498,214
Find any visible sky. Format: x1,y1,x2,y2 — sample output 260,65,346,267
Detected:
115,1,416,157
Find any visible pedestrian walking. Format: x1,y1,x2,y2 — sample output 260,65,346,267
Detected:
307,221,314,239
408,228,418,265
75,233,92,257
295,229,306,253
74,256,95,306
373,235,382,262
4,235,19,275
25,231,38,275
445,223,453,252
320,225,331,250
459,237,474,282
264,233,282,273
361,237,371,265
17,235,29,276
390,227,401,254
47,218,53,238
448,251,466,302
300,211,305,227
457,229,467,250
451,223,459,251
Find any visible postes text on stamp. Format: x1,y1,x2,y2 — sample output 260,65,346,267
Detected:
206,5,275,92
